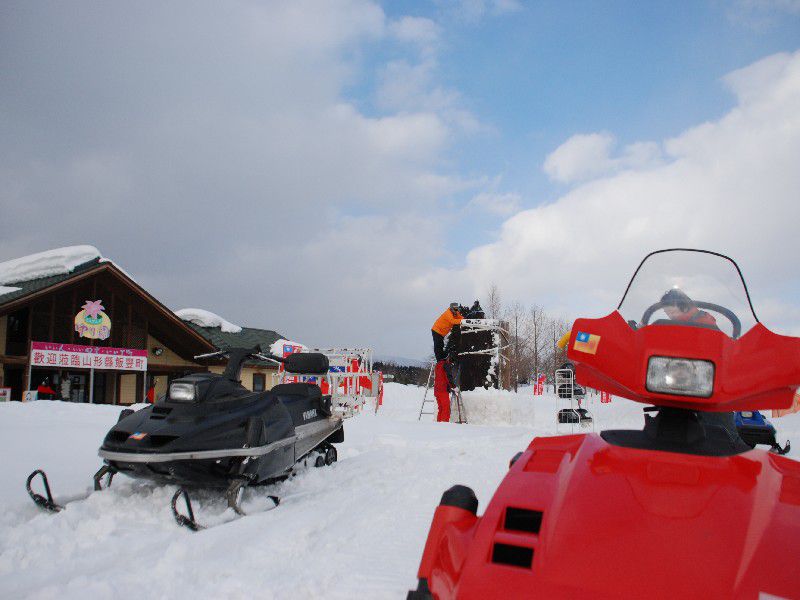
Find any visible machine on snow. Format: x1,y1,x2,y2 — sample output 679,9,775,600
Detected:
735,409,791,455
26,347,349,530
555,362,593,428
408,249,800,599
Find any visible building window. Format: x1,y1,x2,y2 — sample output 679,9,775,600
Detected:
252,373,266,392
6,308,29,356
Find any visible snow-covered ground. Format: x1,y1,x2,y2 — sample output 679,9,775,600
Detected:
1,385,798,599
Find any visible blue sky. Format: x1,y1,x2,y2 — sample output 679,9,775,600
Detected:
2,1,799,358
373,1,800,256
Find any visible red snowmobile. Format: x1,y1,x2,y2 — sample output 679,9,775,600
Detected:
408,249,800,599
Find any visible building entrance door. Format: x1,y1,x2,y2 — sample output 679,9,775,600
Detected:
3,366,23,401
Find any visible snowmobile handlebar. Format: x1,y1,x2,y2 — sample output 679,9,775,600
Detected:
194,348,330,376
640,300,742,338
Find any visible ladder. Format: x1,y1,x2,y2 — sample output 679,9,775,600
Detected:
418,360,437,420
418,360,468,424
451,385,467,424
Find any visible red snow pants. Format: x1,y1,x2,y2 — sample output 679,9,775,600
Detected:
434,360,451,422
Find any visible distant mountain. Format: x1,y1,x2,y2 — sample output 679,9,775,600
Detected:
374,354,430,368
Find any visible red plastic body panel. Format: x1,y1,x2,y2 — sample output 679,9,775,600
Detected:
567,312,800,412
417,505,480,598
418,434,800,599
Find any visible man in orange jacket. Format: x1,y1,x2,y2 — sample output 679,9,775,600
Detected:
431,303,464,423
432,302,463,361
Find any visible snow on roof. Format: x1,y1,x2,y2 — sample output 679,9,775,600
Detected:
0,285,22,297
0,245,101,286
175,308,243,334
269,338,307,356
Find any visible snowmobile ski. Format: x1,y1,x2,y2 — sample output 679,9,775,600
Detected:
169,443,335,531
771,440,791,455
26,465,116,513
170,484,281,532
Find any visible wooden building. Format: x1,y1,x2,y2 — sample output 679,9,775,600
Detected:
0,254,283,404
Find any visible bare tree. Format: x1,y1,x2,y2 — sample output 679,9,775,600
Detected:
504,301,528,392
528,304,547,379
545,316,572,377
486,283,502,320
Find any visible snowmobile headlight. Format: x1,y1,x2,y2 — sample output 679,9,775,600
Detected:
646,356,714,398
169,383,196,402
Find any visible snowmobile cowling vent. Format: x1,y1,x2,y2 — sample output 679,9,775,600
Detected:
492,543,533,568
283,353,329,375
504,508,542,534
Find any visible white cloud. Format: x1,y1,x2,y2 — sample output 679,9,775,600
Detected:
0,0,479,358
543,132,662,184
435,50,800,336
468,192,522,216
728,0,800,29
440,0,523,22
388,16,440,50
375,59,482,134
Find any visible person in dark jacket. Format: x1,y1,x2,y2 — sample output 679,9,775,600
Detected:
660,288,718,328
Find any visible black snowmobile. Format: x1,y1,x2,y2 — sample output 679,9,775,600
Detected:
26,347,344,530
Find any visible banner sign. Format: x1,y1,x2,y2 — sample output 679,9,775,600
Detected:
74,300,112,340
31,341,147,372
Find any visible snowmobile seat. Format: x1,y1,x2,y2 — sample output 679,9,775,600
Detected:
283,353,329,375
271,382,322,400
270,383,333,417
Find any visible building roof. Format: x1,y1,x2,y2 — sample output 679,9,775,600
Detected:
0,257,103,308
0,255,215,358
184,322,286,367
0,247,288,366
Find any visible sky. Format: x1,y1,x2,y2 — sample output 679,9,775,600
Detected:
1,0,799,359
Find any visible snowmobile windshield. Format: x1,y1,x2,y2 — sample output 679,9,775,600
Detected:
617,249,758,339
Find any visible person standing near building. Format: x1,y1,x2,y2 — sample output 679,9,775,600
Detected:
431,303,464,422
432,303,463,362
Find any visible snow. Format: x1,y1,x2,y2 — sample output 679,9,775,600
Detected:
0,285,21,296
1,386,798,599
0,245,101,285
174,308,243,334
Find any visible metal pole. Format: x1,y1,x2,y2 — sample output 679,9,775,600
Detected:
25,340,33,399
89,368,94,404
26,361,33,398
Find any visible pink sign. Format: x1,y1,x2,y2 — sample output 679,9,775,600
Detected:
30,341,148,372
